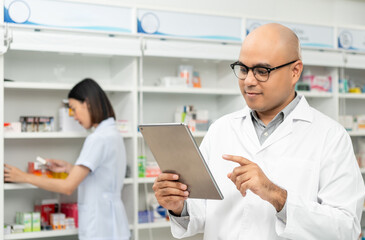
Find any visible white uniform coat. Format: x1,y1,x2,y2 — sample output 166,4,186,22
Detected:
171,97,365,240
75,118,130,240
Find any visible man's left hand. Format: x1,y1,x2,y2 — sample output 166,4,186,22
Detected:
223,154,287,212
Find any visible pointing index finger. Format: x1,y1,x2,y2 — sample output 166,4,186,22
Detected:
222,154,251,166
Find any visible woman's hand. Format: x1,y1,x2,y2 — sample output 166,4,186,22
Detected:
4,164,27,183
46,159,73,173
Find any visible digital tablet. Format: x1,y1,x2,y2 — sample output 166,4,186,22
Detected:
139,123,223,200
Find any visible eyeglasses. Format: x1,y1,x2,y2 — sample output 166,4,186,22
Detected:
230,60,298,82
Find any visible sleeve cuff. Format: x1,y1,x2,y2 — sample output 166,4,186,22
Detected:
169,201,190,230
276,198,287,224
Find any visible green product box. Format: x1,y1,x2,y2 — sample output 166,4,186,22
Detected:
32,212,41,232
15,212,21,224
22,213,32,232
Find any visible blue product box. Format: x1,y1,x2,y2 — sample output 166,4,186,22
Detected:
138,210,154,223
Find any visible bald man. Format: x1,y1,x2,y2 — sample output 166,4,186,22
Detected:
152,23,365,239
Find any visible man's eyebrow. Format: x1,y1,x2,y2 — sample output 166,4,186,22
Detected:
238,61,271,68
253,63,271,68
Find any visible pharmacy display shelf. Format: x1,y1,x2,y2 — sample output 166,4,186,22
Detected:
348,131,365,137
297,91,334,98
4,178,134,190
137,221,170,230
140,88,333,98
139,86,241,96
4,81,134,93
339,93,365,99
9,26,141,57
4,229,78,239
4,132,133,139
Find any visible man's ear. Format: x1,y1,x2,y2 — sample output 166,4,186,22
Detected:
291,60,303,85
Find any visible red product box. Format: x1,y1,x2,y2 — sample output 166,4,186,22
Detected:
61,203,78,228
34,199,59,226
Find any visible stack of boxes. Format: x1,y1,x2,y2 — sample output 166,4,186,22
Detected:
14,212,40,233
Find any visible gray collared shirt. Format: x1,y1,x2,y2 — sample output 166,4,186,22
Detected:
251,93,301,145
170,93,302,228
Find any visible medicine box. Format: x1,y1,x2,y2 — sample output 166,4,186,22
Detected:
17,212,32,232
138,210,154,223
61,203,78,228
34,199,59,226
302,75,332,92
32,212,41,232
20,116,54,132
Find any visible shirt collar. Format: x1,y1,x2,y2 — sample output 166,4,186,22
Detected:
93,117,115,132
249,92,301,126
233,93,312,123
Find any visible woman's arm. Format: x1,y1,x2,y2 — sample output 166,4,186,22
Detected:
4,164,89,195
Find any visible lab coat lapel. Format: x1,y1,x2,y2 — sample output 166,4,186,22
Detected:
257,96,313,153
239,107,261,152
259,115,293,152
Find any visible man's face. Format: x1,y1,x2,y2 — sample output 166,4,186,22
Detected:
238,37,297,116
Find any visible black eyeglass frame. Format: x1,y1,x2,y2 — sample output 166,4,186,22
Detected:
230,60,298,82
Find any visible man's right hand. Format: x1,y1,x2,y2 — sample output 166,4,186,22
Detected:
152,173,189,216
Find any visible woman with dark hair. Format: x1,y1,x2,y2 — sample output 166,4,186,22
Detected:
4,78,131,240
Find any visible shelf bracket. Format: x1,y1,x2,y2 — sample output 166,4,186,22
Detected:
0,23,13,55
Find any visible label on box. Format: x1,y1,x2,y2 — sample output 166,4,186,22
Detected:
4,0,133,33
137,9,242,41
246,19,334,49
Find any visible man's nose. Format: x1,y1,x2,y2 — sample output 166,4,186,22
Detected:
244,69,258,86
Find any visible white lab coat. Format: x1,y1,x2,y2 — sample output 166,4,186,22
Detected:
171,97,365,240
75,118,130,240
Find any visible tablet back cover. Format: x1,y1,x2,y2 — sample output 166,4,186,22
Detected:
139,123,223,200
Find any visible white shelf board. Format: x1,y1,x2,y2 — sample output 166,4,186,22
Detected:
124,178,133,184
344,53,365,69
4,132,133,139
138,177,156,184
137,131,206,138
301,49,343,67
297,91,333,98
4,183,37,190
348,131,365,137
4,178,134,190
4,82,134,93
140,86,240,95
143,38,240,60
9,27,141,56
339,93,365,99
4,132,89,139
137,221,170,229
4,229,78,239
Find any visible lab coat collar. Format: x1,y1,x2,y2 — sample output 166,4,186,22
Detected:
232,95,313,123
94,117,115,133
232,96,313,152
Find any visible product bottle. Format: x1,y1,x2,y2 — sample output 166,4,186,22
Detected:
138,156,146,178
